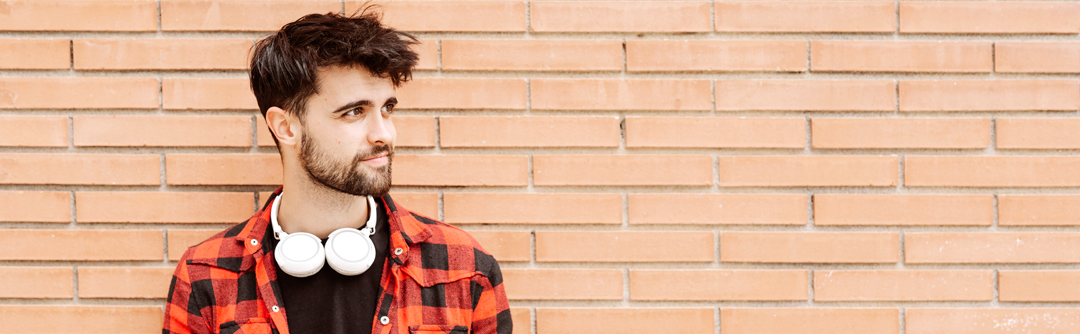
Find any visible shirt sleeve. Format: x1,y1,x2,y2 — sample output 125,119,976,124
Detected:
469,254,513,334
163,251,213,334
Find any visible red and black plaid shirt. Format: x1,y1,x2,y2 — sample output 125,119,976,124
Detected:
163,189,512,334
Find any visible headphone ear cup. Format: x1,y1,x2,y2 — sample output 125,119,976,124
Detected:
324,228,376,276
274,232,325,278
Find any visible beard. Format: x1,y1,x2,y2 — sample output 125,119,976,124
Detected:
298,129,393,197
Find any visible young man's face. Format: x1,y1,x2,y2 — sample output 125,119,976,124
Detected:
296,65,397,197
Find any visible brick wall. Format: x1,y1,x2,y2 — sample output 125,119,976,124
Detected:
2,0,1080,333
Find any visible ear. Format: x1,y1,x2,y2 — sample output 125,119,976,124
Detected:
265,106,300,147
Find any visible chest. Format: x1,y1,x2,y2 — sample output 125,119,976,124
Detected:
206,264,476,334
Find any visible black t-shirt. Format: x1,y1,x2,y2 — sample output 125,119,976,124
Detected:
273,202,390,334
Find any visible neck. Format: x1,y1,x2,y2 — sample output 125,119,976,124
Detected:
278,172,371,239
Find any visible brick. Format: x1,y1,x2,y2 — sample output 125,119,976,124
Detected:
74,115,251,147
414,39,437,71
905,156,1080,187
0,39,70,69
393,155,528,186
511,308,530,334
504,269,622,300
397,78,527,110
1000,195,1080,226
257,192,274,207
811,118,990,149
440,116,620,148
899,80,1080,112
76,192,254,224
1000,271,1080,302
78,267,173,299
899,2,1080,34
536,308,714,334
367,1,526,32
161,0,341,31
464,230,530,262
74,39,250,70
716,1,895,33
536,231,713,262
629,194,807,225
256,115,276,147
906,309,1080,334
997,118,1080,149
998,42,1080,73
0,153,159,185
814,270,992,302
390,115,436,148
0,0,157,31
0,115,68,147
445,193,622,225
716,80,895,111
165,154,281,186
813,194,993,226
721,232,899,263
627,40,806,72
443,39,621,71
717,155,898,187
163,78,258,110
388,192,438,219
722,308,899,334
626,117,805,148
0,267,72,298
531,1,710,32
532,79,711,111
534,155,713,186
0,305,162,333
0,77,158,109
905,233,1080,264
812,41,992,73
631,269,807,301
167,229,220,261
0,191,70,223
0,229,161,261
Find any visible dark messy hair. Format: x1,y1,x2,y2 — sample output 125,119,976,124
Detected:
249,9,419,122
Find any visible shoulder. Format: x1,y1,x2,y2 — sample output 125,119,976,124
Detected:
176,216,262,273
389,200,503,283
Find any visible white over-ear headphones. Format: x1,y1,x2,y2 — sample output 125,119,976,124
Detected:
270,193,378,277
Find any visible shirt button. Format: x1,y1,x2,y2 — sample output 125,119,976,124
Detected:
250,239,258,246
272,305,279,312
380,316,390,325
394,248,403,255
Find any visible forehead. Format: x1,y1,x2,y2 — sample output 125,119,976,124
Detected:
310,65,395,108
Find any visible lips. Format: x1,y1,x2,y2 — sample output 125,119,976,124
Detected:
362,154,388,164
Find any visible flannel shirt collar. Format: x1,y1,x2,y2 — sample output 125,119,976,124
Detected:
187,187,436,273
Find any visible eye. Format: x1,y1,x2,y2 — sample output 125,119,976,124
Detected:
381,104,394,114
344,107,363,117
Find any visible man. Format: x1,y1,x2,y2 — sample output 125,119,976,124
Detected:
163,11,511,334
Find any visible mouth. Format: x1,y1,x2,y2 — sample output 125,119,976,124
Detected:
361,152,390,166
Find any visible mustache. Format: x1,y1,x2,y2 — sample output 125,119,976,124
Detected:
356,144,393,161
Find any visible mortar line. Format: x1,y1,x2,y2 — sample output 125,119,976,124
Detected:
69,190,77,227
622,268,630,305
72,266,80,303
715,306,721,334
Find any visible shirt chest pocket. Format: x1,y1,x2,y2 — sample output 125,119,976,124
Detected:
408,325,469,334
219,319,272,334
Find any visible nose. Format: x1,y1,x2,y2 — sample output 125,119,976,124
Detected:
367,113,393,145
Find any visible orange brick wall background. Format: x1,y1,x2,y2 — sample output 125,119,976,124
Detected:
2,0,1080,333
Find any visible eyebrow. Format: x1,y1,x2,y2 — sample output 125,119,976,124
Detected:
331,97,398,114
